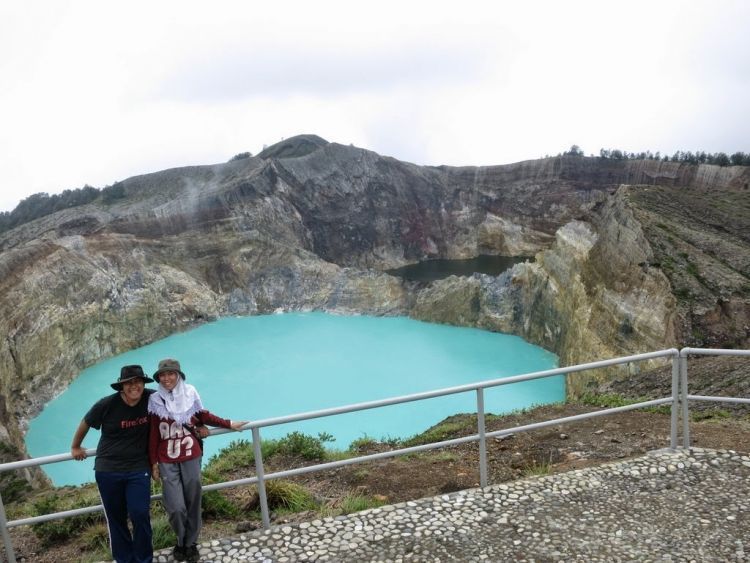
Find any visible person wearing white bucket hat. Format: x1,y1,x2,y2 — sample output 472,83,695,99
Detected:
148,358,247,563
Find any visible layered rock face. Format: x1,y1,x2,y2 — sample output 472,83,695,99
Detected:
1,136,748,471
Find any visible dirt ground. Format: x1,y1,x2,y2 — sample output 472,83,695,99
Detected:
8,400,750,563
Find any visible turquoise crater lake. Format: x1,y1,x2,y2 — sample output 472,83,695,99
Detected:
26,313,561,486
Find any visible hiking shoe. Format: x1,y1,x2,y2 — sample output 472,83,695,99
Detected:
173,544,187,561
186,544,200,562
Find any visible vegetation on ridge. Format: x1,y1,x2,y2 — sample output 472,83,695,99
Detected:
3,145,748,236
562,143,750,165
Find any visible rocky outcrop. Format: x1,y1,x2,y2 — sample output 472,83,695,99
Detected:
0,136,748,479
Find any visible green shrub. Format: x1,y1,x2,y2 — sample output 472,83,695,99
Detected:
380,435,402,447
0,441,32,503
402,420,468,447
579,392,632,408
31,491,104,547
265,480,318,513
348,435,377,452
199,470,242,519
206,439,256,474
229,151,252,162
79,522,110,553
277,431,334,461
201,490,241,519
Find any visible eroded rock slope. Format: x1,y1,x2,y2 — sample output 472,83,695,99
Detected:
1,135,748,472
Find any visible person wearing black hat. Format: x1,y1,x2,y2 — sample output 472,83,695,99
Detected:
70,365,156,563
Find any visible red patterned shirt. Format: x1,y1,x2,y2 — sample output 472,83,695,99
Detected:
148,410,231,464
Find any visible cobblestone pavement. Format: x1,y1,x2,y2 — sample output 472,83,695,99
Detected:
149,448,749,562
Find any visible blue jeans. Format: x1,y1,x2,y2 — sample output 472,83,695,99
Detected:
95,470,153,563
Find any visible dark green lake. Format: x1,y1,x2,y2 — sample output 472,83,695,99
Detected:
386,255,531,282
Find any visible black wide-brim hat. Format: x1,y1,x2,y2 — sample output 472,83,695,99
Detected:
111,365,154,390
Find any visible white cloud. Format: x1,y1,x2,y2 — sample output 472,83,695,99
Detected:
1,0,749,212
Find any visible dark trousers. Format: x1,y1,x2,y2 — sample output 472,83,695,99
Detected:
95,470,153,563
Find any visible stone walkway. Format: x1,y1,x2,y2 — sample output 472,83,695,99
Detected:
149,448,749,562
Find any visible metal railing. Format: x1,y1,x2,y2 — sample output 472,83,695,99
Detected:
678,347,750,448
1,346,747,563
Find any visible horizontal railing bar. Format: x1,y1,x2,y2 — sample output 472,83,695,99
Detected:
485,398,674,439
7,504,102,528
6,491,167,528
0,395,676,529
202,434,482,493
202,476,259,492
687,395,750,404
197,399,675,493
210,349,678,435
182,399,676,495
0,349,677,475
0,448,97,472
681,348,750,357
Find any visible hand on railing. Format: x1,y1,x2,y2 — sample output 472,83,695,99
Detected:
231,420,249,431
71,446,88,461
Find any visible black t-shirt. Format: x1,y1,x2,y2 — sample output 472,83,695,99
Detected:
84,389,155,472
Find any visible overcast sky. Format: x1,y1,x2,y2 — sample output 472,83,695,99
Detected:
1,1,748,212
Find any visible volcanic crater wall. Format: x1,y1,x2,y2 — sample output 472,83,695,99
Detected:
1,138,748,480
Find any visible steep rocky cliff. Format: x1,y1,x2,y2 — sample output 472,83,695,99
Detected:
1,136,748,477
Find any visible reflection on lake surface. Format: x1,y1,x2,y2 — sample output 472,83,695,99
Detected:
386,255,531,282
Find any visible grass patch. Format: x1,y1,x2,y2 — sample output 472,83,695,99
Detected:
79,522,110,558
523,458,552,477
338,494,386,515
349,435,377,451
351,468,370,481
205,432,340,480
674,287,691,300
402,420,470,447
150,514,178,550
580,392,673,415
325,449,353,462
579,392,633,408
201,489,242,519
206,439,257,473
645,404,672,415
691,409,733,422
264,480,318,513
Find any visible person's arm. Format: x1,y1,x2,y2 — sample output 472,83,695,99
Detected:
71,420,90,460
196,410,248,431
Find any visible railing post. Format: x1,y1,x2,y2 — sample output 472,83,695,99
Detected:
476,388,488,488
0,490,17,563
680,351,691,448
670,352,680,449
251,427,271,529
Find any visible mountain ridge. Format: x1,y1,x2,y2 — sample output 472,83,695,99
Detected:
0,136,748,489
